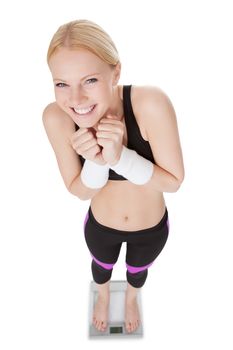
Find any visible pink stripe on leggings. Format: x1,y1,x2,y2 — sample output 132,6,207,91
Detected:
126,262,154,274
91,254,114,270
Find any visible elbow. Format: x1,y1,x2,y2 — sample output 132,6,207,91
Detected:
67,179,99,201
67,175,88,200
67,180,86,200
174,175,185,192
68,190,87,201
67,185,89,201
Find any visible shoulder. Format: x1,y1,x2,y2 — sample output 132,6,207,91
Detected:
131,85,176,137
42,102,73,128
131,85,174,116
42,102,76,138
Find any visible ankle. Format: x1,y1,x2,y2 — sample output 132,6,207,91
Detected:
126,283,139,302
96,281,110,297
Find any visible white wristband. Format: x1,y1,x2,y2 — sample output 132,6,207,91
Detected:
110,145,154,185
80,160,110,189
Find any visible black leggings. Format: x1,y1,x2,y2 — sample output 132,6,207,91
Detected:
83,206,170,288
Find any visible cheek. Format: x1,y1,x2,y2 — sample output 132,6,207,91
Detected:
53,93,70,114
54,90,61,102
96,85,112,103
55,84,71,97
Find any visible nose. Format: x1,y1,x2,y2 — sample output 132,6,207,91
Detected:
69,86,88,107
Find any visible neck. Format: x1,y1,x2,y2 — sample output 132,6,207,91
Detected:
93,85,124,130
107,85,124,119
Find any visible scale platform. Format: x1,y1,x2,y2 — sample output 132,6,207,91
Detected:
88,280,143,338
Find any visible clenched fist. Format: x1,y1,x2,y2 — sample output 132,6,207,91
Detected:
96,115,124,165
70,127,107,165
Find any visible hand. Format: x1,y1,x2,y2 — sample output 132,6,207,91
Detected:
70,127,107,165
96,115,124,165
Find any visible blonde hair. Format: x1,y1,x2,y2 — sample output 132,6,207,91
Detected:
47,19,120,67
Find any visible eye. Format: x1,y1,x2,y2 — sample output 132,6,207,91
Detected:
85,78,97,85
55,83,67,88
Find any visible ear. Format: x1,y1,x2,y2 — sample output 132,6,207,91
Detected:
112,62,121,85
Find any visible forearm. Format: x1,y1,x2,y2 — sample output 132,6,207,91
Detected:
110,146,183,193
145,164,183,193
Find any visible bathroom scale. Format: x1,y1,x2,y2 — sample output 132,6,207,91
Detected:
88,280,143,338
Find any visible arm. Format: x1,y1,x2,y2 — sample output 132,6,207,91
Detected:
42,102,105,200
95,98,184,193
99,88,185,193
141,88,185,193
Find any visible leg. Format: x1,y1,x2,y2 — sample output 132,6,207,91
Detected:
84,207,122,331
124,281,141,333
125,208,170,332
124,268,148,333
91,260,113,331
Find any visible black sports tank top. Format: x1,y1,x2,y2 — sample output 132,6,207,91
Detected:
75,85,156,181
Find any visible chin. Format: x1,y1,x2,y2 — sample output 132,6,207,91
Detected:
77,119,99,130
76,108,107,129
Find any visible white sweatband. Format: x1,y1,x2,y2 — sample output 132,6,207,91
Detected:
80,160,110,189
110,145,154,185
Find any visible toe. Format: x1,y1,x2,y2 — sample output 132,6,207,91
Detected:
101,321,107,332
126,322,132,333
98,321,102,331
134,320,138,330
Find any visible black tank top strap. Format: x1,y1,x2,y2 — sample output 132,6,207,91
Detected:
123,85,134,131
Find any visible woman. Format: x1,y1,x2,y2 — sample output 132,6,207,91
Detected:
43,19,185,334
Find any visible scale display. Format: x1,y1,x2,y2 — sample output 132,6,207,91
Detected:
110,326,123,334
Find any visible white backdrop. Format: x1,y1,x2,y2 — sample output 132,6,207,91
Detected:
0,0,232,348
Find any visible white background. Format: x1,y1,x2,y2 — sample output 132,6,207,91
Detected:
0,0,232,348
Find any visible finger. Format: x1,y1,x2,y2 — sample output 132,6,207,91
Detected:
97,134,120,147
97,127,124,139
74,129,95,144
97,138,109,148
97,124,120,132
75,127,88,135
70,127,88,142
81,144,101,159
97,124,124,137
71,131,95,151
99,118,122,125
99,120,122,126
106,114,119,119
72,139,97,155
80,138,98,152
96,131,118,139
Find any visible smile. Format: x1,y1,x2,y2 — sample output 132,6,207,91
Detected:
72,104,96,115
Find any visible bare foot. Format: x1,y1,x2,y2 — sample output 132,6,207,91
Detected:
93,292,110,332
125,286,140,333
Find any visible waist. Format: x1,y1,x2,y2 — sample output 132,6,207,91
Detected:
90,181,166,231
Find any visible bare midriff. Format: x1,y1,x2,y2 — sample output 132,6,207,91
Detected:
90,180,166,232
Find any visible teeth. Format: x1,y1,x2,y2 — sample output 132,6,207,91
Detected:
74,105,95,115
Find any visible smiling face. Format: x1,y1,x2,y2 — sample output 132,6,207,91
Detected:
48,47,121,128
